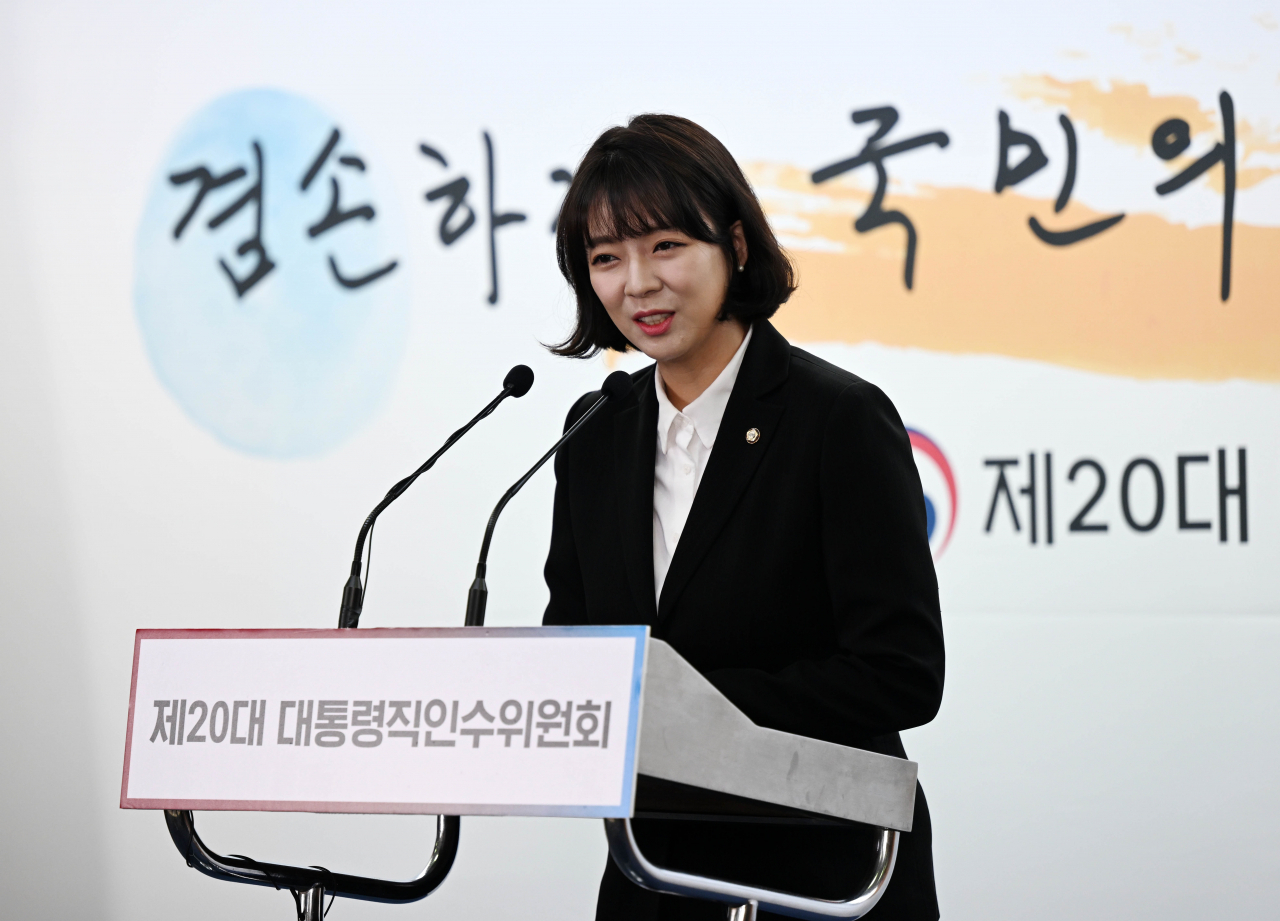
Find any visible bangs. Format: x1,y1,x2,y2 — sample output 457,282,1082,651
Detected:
576,153,719,247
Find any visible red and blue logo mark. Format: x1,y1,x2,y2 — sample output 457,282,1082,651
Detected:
907,429,956,557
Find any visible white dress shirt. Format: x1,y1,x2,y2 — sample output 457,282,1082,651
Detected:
652,325,754,603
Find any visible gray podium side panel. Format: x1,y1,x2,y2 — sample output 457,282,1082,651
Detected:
636,639,918,832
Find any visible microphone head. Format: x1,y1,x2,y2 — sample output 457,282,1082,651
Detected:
504,364,535,398
601,370,633,401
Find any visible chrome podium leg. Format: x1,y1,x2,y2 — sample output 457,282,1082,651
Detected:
297,883,325,921
165,810,459,904
604,818,898,920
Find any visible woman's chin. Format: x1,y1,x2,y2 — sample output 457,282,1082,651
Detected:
628,341,671,364
626,329,682,362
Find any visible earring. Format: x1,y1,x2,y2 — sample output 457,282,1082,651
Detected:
737,264,745,273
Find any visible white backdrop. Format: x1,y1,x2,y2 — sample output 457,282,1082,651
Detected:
1,2,1277,919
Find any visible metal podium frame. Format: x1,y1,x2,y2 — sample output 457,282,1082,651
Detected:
605,818,898,921
602,638,913,920
164,809,459,920
163,808,896,921
156,635,916,920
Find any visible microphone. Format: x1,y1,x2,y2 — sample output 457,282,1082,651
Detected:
464,370,632,626
338,364,535,628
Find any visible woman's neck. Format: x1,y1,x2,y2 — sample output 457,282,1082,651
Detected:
657,319,748,411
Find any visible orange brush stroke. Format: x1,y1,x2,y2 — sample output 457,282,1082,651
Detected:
751,164,1280,382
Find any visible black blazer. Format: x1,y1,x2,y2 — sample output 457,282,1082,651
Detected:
543,320,944,921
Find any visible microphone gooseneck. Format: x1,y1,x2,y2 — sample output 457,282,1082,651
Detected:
465,370,632,627
338,364,535,628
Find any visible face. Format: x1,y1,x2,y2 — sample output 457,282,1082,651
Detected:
586,222,746,368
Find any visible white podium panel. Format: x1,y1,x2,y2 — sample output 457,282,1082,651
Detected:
121,626,647,817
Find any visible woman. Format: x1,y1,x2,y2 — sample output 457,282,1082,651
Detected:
543,114,944,921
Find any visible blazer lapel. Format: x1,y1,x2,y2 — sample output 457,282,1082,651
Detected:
657,321,791,620
613,367,659,624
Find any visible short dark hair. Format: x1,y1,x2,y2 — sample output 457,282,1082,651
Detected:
550,114,796,358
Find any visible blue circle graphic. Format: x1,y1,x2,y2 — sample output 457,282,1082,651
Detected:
923,494,937,541
134,89,409,457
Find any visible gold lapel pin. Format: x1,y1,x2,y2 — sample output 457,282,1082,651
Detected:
745,427,761,444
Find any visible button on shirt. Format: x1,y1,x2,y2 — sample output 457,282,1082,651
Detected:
652,325,754,603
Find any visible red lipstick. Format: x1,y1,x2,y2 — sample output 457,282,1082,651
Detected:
634,311,673,337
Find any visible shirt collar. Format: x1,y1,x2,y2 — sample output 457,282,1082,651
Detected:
655,324,754,455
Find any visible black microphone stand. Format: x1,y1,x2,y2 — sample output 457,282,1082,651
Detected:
339,365,533,628
465,370,632,626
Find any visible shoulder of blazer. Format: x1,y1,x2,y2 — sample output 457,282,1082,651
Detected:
786,343,902,417
786,344,866,394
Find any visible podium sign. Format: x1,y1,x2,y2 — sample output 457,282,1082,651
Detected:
121,626,647,817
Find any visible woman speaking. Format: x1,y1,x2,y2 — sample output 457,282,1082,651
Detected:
543,115,944,921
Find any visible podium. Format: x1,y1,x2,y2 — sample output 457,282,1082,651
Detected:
123,626,916,920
